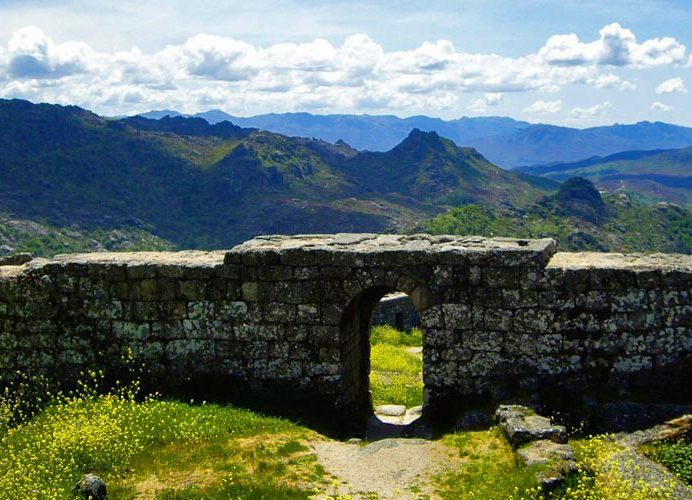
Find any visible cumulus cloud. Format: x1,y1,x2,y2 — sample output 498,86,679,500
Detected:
467,92,503,113
656,77,686,94
538,23,686,68
590,73,636,90
523,100,562,114
6,26,93,79
570,101,612,118
0,24,686,116
651,101,672,112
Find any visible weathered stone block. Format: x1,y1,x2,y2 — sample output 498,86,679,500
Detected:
514,309,556,334
442,303,472,329
483,308,513,331
187,301,214,320
178,280,206,301
151,321,185,340
463,330,504,352
297,304,320,324
215,301,248,320
613,355,653,373
112,321,150,340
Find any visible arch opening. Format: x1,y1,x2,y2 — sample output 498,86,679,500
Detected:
339,286,423,427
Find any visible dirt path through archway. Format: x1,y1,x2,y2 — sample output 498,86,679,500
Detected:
311,436,463,499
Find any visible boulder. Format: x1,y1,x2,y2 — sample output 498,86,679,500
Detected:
0,252,33,266
73,474,107,500
496,405,567,448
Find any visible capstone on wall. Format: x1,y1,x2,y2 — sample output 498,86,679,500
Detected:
0,234,690,420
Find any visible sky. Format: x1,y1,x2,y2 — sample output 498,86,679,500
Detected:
0,0,690,127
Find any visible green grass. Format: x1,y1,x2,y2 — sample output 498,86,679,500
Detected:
370,324,423,347
0,373,326,499
642,432,692,486
369,325,424,407
435,427,547,499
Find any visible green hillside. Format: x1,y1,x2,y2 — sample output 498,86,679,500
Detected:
0,99,551,250
424,177,692,253
0,214,174,258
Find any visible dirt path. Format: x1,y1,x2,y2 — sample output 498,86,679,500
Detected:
311,435,461,499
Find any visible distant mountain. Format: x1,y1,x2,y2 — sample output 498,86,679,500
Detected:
139,109,531,152
0,99,549,251
423,177,692,253
137,110,692,168
515,146,692,207
474,122,692,167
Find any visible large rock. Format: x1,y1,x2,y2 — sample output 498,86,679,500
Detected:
0,252,32,266
73,474,107,500
496,405,567,448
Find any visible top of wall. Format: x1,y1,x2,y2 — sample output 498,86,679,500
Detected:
549,252,692,271
4,235,692,278
0,250,226,279
226,234,558,267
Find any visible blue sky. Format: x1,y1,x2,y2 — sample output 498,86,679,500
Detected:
0,0,690,126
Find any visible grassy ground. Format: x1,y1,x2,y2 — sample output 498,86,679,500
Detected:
369,325,424,408
0,373,330,499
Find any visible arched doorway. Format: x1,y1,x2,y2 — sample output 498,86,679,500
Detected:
339,286,423,425
370,292,423,425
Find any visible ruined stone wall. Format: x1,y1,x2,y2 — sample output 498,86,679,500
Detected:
0,234,690,421
370,293,419,331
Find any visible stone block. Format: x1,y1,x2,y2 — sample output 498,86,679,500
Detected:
178,280,206,301
297,304,320,324
514,309,555,334
263,302,296,323
151,321,185,340
464,330,504,352
496,405,567,448
442,303,472,329
112,321,150,340
215,301,248,320
483,308,513,331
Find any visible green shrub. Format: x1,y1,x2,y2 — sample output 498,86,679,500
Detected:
643,433,692,486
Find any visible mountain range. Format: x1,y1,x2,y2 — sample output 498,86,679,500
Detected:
516,146,692,207
0,98,549,252
138,109,692,168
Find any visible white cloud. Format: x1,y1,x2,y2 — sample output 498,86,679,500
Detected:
651,101,672,111
570,101,613,118
467,92,503,113
538,23,686,68
656,77,686,94
0,23,686,116
590,73,636,90
6,26,93,79
523,99,562,114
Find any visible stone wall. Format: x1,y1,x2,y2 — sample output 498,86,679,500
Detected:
0,234,690,423
371,292,419,331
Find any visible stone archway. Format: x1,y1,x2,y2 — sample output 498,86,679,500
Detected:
338,285,428,419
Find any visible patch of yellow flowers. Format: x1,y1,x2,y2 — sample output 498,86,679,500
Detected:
503,435,676,500
0,370,220,500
